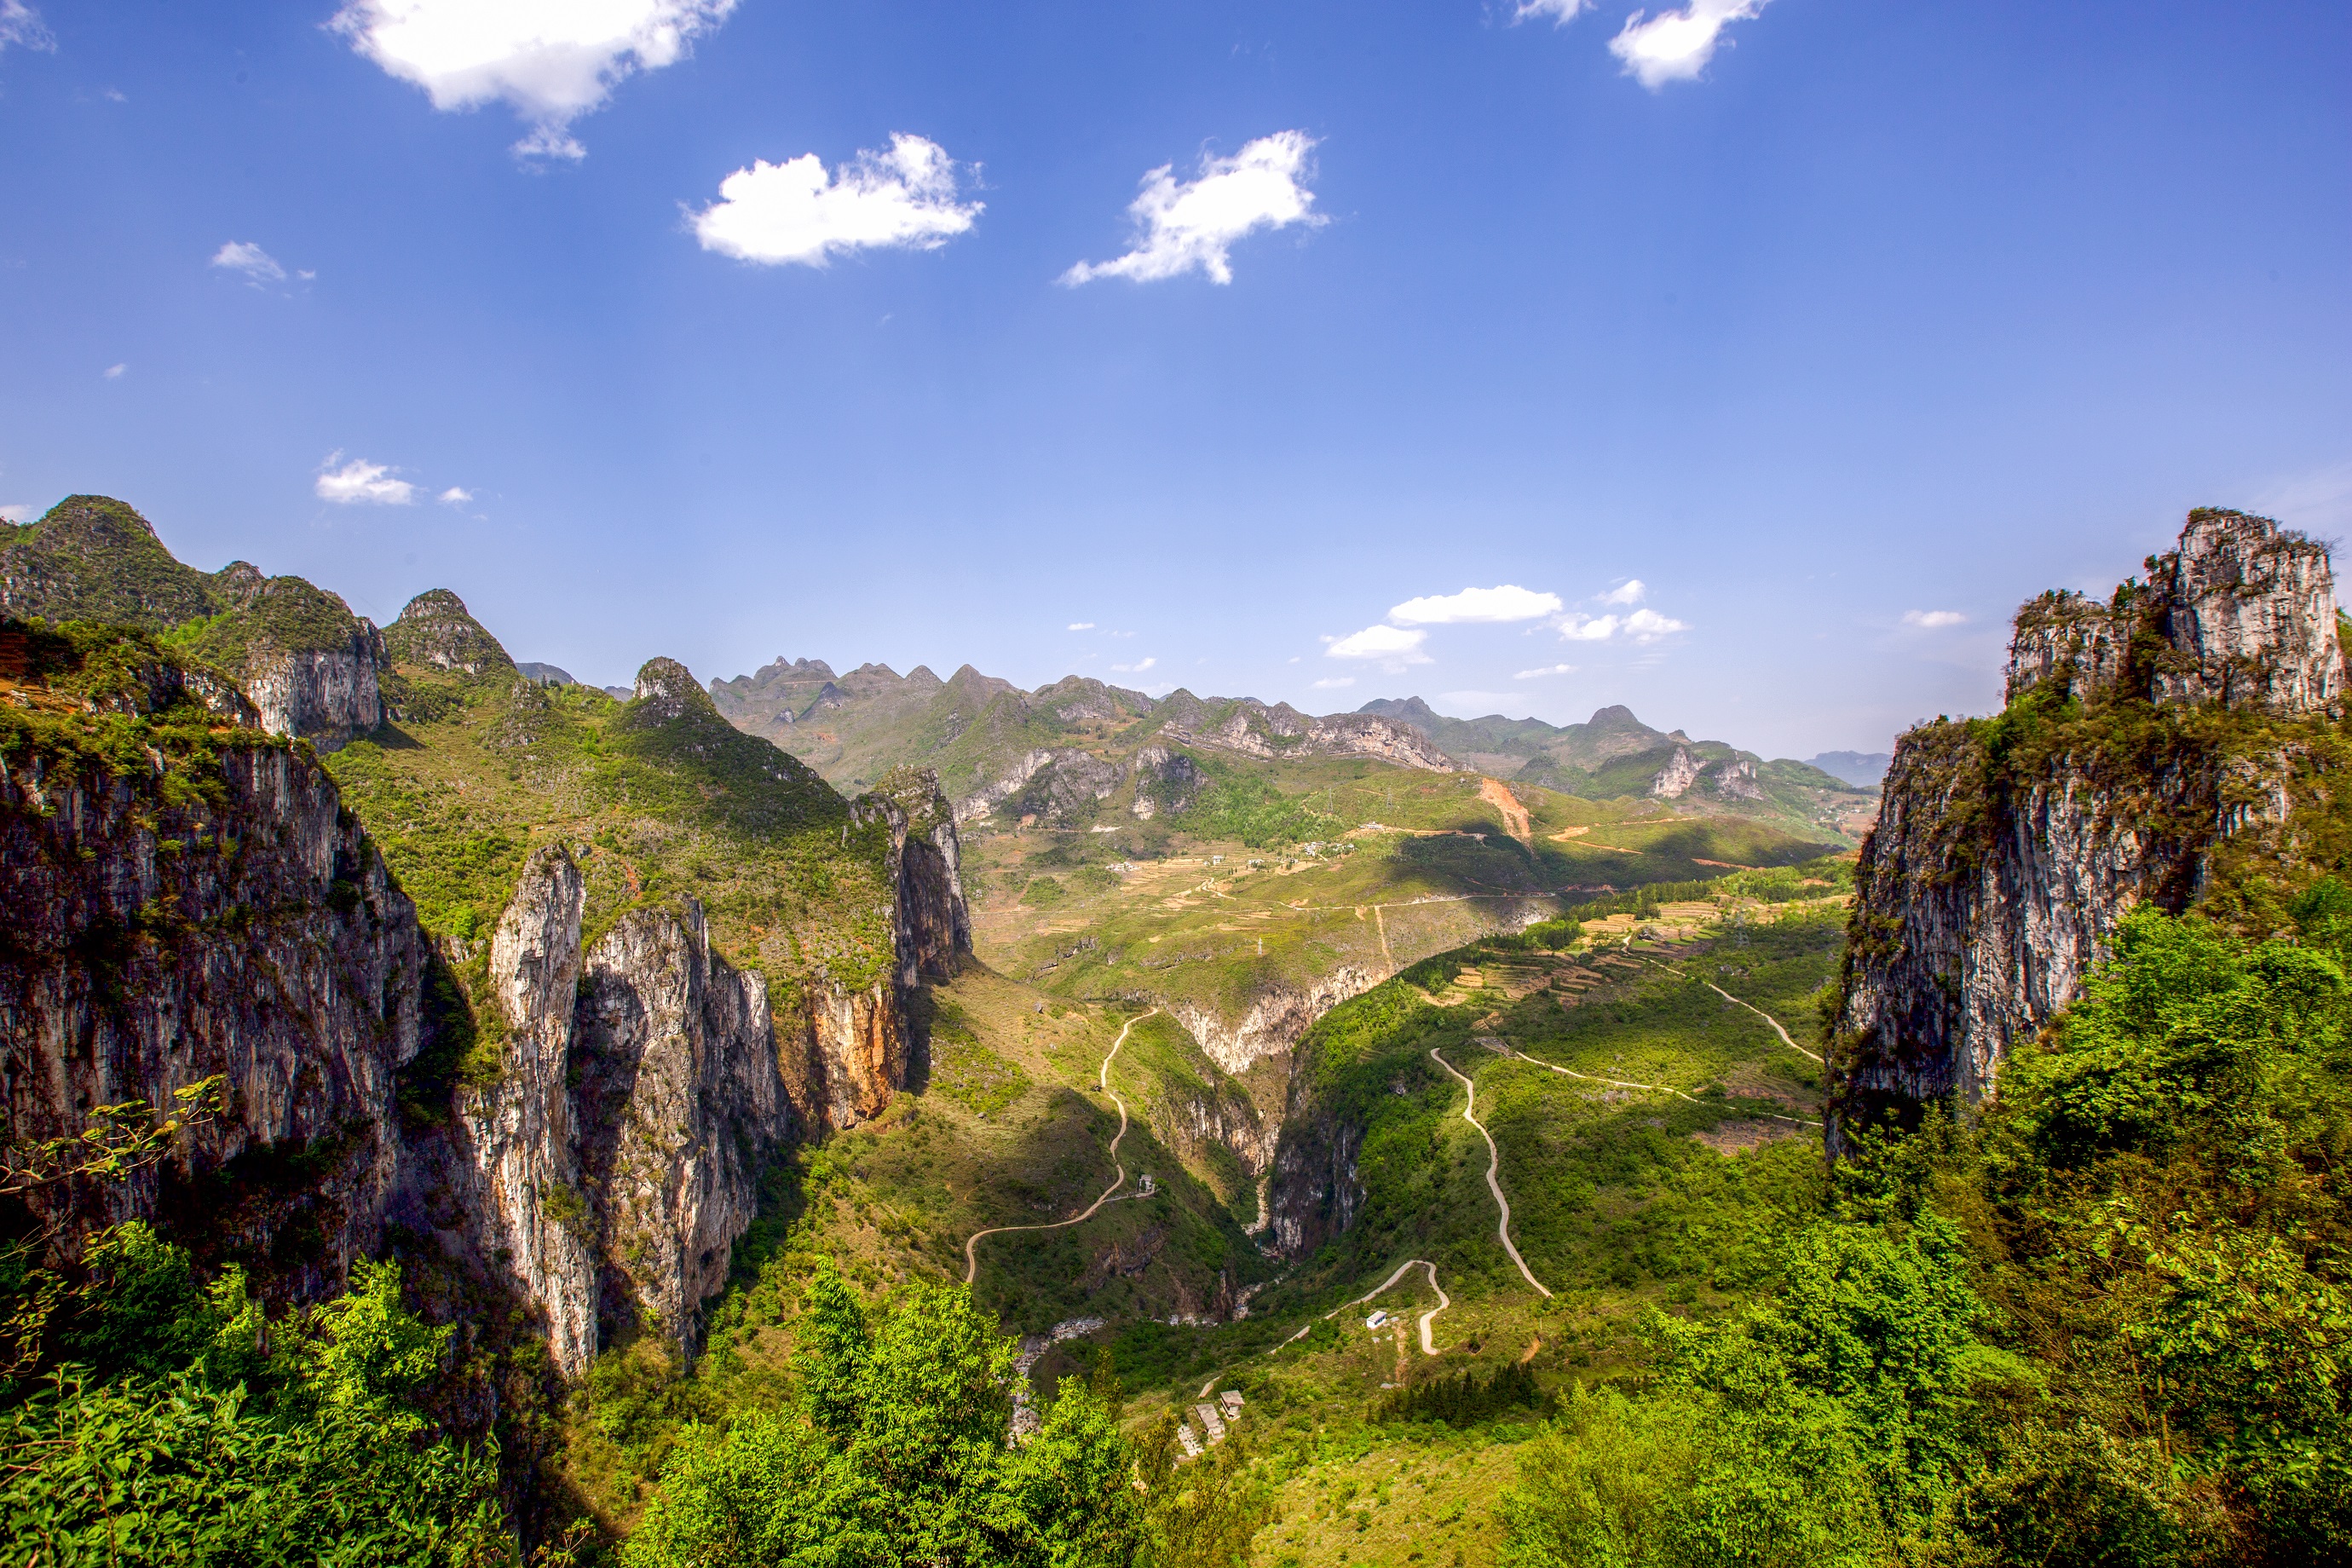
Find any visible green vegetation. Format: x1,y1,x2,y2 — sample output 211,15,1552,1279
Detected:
1190,767,1344,849
625,1263,1146,1566
0,617,289,813
0,1224,515,1565
325,648,896,994
1497,896,2352,1565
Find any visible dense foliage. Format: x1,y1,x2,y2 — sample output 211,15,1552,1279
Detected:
0,1225,514,1565
1501,896,2352,1566
624,1264,1152,1567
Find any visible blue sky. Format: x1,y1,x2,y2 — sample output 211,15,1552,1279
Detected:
3,1,2346,758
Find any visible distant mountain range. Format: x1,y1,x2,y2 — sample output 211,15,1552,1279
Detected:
702,658,1879,842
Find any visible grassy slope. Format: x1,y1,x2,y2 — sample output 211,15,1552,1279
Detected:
325,660,897,1012
608,889,1846,1563
965,758,1842,1042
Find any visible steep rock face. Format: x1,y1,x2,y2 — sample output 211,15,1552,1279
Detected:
190,569,388,752
1165,699,1456,773
1649,746,1703,798
862,767,974,983
1173,965,1383,1077
1708,757,1767,802
1266,1074,1363,1258
449,847,597,1375
1129,745,1204,820
0,733,426,1290
1831,510,2338,1140
573,902,784,1353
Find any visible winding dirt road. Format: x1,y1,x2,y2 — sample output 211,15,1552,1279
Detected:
1270,1257,1456,1358
1429,1048,1553,1298
961,1008,1156,1286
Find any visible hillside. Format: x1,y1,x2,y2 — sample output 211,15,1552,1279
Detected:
1360,694,1878,841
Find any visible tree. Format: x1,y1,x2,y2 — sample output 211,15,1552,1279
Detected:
626,1264,1150,1568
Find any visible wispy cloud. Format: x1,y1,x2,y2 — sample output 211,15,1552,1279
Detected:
210,240,287,285
2251,459,2352,534
1510,0,1590,23
693,135,981,266
1111,656,1156,673
1558,608,1689,643
0,0,55,54
437,486,473,504
1388,584,1563,625
315,453,417,505
1902,609,1966,630
1598,579,1646,606
1311,676,1355,689
102,363,126,379
1067,621,1095,631
1514,663,1577,679
0,505,32,523
1062,130,1324,286
330,0,736,160
1611,0,1767,89
1324,624,1432,673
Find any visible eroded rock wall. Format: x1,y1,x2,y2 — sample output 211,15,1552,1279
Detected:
1832,509,2338,1143
0,739,426,1294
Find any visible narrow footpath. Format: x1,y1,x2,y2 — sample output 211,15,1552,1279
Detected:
962,1008,1156,1286
1429,1047,1553,1298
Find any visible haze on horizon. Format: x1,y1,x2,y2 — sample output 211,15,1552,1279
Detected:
1,0,2345,758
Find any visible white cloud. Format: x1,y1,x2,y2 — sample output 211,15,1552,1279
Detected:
1062,130,1324,286
1068,621,1096,631
1514,663,1577,679
693,135,980,267
438,486,473,504
315,453,417,505
1610,0,1767,89
1511,0,1590,22
1111,656,1156,673
1598,578,1646,606
329,0,735,160
1388,584,1563,625
1558,608,1690,643
102,363,125,378
1324,624,1432,673
210,240,286,285
0,504,32,523
1311,676,1355,689
1902,609,1967,630
1,0,54,53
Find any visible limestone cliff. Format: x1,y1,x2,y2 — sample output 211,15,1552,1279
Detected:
1173,965,1383,1078
0,628,425,1294
1830,509,2346,1141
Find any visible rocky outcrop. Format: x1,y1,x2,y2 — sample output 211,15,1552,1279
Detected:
1708,757,1767,802
450,847,598,1375
1266,1087,1363,1259
0,723,427,1293
862,767,974,982
1649,746,1704,798
2005,509,2342,718
383,590,515,677
573,901,785,1352
1129,745,1204,820
1830,510,2338,1143
1164,698,1456,773
1173,965,1383,1076
954,747,1122,827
